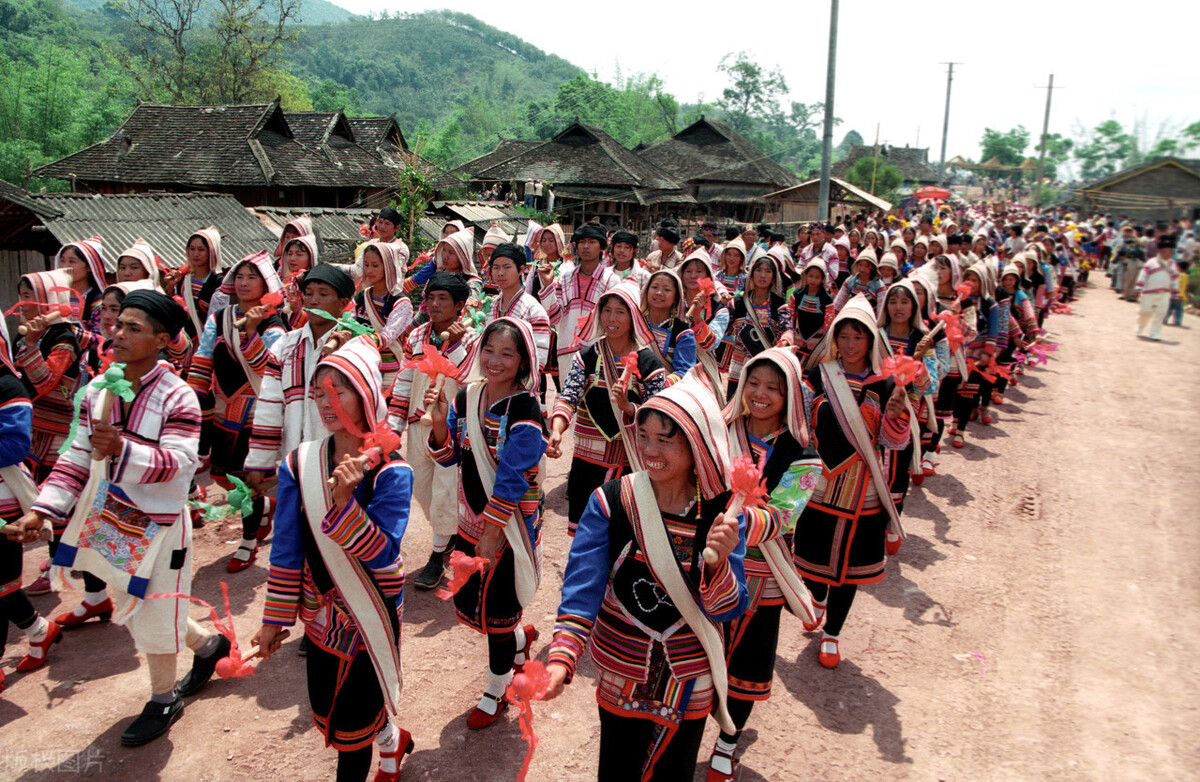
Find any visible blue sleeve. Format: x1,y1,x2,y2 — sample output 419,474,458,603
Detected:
267,457,307,572
986,300,1000,339
706,511,749,622
358,462,412,569
492,420,546,505
195,316,219,360
412,260,436,286
555,489,613,626
708,307,730,342
0,399,32,468
672,331,696,376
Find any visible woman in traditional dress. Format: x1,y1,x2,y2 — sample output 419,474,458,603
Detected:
353,240,414,392
187,252,287,571
706,349,822,782
544,368,760,782
0,316,58,686
280,234,319,330
725,251,793,398
677,250,730,402
546,286,666,534
794,295,910,669
426,318,548,730
791,259,834,364
832,246,885,314
908,271,950,478
54,237,107,337
949,262,999,448
876,281,937,507
173,227,226,341
114,240,164,288
253,337,413,782
640,269,696,384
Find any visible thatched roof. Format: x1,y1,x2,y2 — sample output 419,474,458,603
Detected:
638,117,798,192
831,144,939,184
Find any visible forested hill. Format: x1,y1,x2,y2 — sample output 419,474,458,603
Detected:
63,0,358,25
286,10,584,128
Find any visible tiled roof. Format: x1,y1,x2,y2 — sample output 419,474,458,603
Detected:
831,144,939,183
32,102,445,191
638,117,799,190
347,115,461,190
452,139,544,178
11,190,278,271
469,123,686,193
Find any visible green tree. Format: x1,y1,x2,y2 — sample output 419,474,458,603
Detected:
717,52,787,134
979,125,1029,182
844,156,902,203
310,78,362,114
1074,119,1138,180
115,0,300,104
1033,131,1073,179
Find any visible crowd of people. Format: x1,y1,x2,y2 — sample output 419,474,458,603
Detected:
0,196,1189,781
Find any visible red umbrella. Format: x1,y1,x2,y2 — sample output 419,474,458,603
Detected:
915,185,952,200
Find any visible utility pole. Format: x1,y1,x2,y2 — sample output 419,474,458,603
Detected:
937,62,960,186
817,0,839,222
1033,74,1057,210
870,123,880,195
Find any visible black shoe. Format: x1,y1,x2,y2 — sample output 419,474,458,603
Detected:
119,696,184,746
297,635,308,657
177,635,231,698
411,549,447,590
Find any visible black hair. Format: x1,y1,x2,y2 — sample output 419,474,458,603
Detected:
834,318,875,345
725,227,741,241
636,406,681,438
742,357,786,388
700,222,718,232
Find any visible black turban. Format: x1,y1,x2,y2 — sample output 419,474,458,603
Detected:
378,206,402,225
121,290,187,339
491,242,527,268
425,271,470,303
656,225,680,245
610,230,638,248
572,223,608,249
302,263,355,299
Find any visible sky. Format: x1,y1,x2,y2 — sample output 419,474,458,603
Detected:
334,0,1197,175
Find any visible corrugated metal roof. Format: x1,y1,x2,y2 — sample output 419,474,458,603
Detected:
431,200,528,236
254,206,443,259
33,191,277,270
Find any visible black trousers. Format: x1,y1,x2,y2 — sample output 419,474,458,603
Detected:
0,536,37,657
597,708,706,782
805,580,858,637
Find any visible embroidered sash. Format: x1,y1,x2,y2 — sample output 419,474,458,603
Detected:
819,361,904,538
728,426,817,625
464,383,540,607
223,307,263,395
297,439,403,715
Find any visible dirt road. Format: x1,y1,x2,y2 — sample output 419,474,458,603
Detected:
2,283,1197,781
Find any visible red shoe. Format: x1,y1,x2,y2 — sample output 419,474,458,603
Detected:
25,574,52,596
255,497,276,542
922,457,935,476
190,506,205,530
952,433,965,449
706,747,737,782
466,693,508,730
969,407,979,422
38,558,50,573
818,636,841,669
911,473,925,487
372,727,414,782
226,547,257,573
0,668,6,693
885,530,902,556
16,621,63,672
991,392,1004,405
980,410,994,425
513,625,538,672
55,598,114,628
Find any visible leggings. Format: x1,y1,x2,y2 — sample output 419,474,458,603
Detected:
805,580,858,637
489,630,517,676
1,537,38,657
240,495,267,541
597,708,706,782
336,745,373,782
954,370,985,431
932,374,961,450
